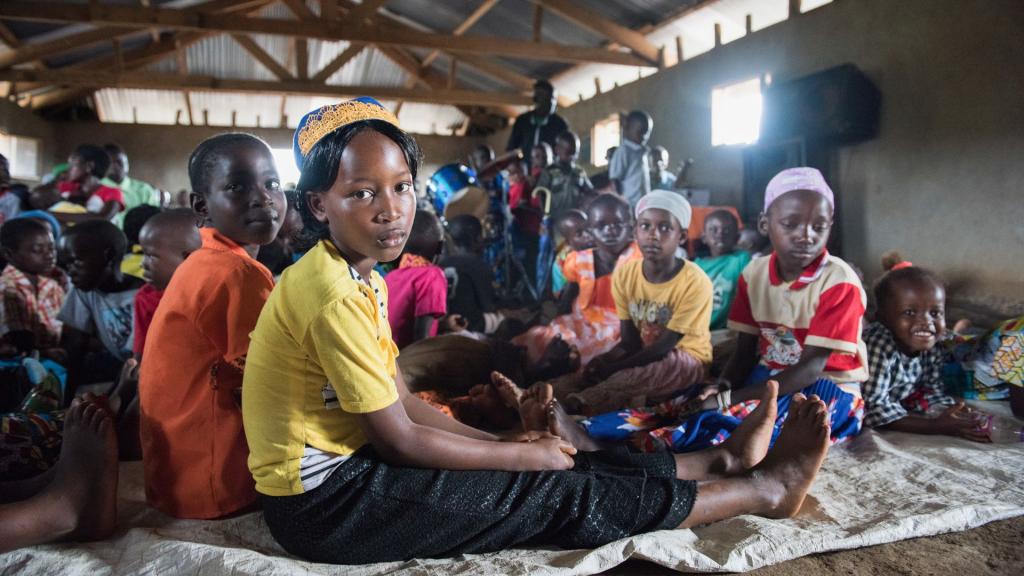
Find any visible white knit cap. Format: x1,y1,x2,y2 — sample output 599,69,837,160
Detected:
635,189,692,229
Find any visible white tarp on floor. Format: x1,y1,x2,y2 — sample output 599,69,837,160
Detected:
3,401,1022,574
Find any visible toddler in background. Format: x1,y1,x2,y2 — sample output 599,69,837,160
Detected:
862,252,988,440
385,210,448,349
550,209,593,297
133,208,201,360
695,209,751,330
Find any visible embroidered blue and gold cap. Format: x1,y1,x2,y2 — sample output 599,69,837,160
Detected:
292,96,400,170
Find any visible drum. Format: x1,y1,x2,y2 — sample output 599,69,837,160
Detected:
427,163,478,216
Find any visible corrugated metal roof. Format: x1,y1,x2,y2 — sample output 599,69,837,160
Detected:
3,0,832,132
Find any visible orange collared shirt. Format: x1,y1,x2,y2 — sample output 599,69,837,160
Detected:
139,228,273,519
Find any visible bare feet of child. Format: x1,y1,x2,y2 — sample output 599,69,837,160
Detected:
0,395,119,553
752,394,831,518
714,380,779,474
525,382,605,452
51,394,119,541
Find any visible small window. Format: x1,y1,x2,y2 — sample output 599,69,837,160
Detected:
800,0,834,13
711,77,763,146
0,132,40,180
271,148,301,189
591,113,620,167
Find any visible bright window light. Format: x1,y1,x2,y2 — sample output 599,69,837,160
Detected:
711,78,763,146
271,148,301,189
591,113,620,167
0,132,40,180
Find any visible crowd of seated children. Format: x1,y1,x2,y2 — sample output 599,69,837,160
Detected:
515,193,641,368
385,210,450,349
240,97,835,565
540,191,712,415
695,209,752,331
59,220,143,387
2,89,1021,565
48,145,126,224
138,133,285,519
609,110,653,207
583,167,868,453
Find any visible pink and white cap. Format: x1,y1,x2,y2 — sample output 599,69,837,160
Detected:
763,167,834,213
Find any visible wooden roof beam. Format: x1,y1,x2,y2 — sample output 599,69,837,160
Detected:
231,33,295,80
527,0,661,66
420,0,500,69
0,1,647,66
0,68,531,108
0,27,148,70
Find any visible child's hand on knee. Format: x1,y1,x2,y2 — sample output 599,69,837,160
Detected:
517,436,576,470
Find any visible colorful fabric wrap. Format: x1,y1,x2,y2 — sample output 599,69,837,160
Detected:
293,97,400,170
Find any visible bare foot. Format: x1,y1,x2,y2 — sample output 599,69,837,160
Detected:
46,395,119,541
750,394,831,518
490,371,524,410
545,390,604,452
715,381,781,474
104,359,139,417
518,381,555,433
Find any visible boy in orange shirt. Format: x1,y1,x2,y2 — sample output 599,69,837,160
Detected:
138,133,285,519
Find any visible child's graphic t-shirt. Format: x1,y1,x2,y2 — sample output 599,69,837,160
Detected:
58,285,138,360
727,251,868,392
611,259,713,364
695,250,752,330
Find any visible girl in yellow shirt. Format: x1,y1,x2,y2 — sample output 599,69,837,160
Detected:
242,97,834,565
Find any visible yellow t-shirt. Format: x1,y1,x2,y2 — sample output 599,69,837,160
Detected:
243,240,400,497
611,259,713,364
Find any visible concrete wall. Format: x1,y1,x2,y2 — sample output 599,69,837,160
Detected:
49,122,483,195
491,0,1024,316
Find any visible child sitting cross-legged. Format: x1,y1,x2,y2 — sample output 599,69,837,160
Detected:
0,218,65,360
582,168,869,453
862,253,989,440
138,133,286,519
133,208,201,360
551,191,712,415
694,209,751,331
514,193,641,369
242,97,835,565
58,220,143,386
384,209,449,349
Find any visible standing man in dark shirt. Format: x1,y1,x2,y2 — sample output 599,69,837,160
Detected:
506,80,569,169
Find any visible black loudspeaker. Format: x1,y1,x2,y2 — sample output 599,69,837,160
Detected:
760,63,881,145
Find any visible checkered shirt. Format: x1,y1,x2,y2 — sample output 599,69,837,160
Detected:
0,264,66,349
862,321,954,427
